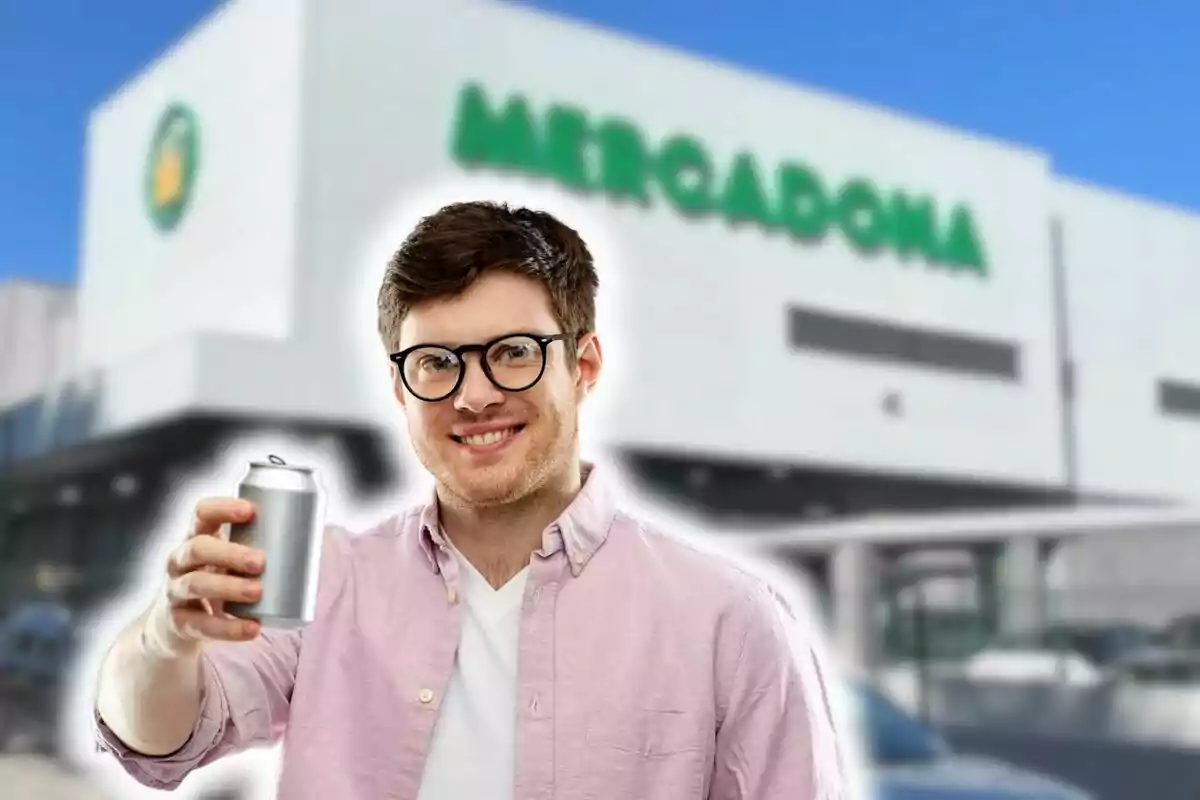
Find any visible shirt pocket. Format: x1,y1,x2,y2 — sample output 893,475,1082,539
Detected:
583,706,710,800
586,706,706,756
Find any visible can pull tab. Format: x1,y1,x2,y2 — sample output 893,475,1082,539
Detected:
267,454,287,466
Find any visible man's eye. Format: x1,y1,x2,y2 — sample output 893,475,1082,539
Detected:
498,345,530,360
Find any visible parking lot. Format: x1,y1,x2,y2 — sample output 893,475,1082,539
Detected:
0,754,112,799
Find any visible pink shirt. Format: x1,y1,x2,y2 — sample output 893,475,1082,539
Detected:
95,465,854,799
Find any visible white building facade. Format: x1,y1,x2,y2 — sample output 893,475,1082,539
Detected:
4,0,1200,656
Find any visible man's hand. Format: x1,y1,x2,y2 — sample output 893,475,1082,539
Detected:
144,497,267,658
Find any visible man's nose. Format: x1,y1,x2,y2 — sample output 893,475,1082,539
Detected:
453,356,504,413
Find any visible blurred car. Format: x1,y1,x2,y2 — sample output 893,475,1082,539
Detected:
1160,614,1200,650
858,684,1093,800
958,645,1103,687
0,601,74,688
1110,645,1200,685
1041,623,1158,669
1106,646,1200,748
0,599,75,754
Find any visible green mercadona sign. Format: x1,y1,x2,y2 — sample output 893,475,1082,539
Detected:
449,83,988,277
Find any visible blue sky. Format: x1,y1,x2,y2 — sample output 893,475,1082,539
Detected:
2,0,1197,285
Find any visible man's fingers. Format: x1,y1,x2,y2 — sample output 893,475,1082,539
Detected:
167,534,265,578
167,571,262,605
144,496,262,654
170,607,261,643
192,497,255,537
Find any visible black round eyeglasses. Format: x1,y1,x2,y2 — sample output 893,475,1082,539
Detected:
388,332,574,402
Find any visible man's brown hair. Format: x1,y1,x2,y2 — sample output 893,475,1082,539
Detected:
378,201,598,355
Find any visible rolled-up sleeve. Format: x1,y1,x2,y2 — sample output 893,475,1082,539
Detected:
93,628,302,790
93,524,349,790
709,581,861,800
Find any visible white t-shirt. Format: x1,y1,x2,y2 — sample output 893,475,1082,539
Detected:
415,545,529,800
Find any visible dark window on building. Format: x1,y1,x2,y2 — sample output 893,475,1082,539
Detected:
786,305,1021,381
47,384,98,449
1159,379,1200,418
7,399,44,461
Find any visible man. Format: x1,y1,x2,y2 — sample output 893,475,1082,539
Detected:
94,201,854,799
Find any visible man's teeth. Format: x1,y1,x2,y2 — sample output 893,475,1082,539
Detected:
462,428,516,446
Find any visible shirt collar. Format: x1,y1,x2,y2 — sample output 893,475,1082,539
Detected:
417,461,615,577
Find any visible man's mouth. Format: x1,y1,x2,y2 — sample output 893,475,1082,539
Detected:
450,425,526,447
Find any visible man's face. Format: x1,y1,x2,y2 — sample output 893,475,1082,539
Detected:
392,271,602,508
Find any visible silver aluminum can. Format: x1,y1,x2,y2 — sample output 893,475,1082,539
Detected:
225,454,324,628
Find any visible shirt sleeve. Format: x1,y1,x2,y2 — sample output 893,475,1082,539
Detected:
709,581,863,800
93,524,349,791
93,627,302,791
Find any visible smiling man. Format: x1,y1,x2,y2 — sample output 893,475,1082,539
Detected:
93,201,855,799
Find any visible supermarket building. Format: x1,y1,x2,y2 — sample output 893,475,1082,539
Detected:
3,0,1200,668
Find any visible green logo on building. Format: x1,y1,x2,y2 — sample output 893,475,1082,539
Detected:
449,84,988,277
145,103,199,233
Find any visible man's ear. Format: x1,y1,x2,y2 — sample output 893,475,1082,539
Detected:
574,332,603,397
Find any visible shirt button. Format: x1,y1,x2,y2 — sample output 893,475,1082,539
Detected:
573,552,586,566
418,689,435,704
446,587,458,604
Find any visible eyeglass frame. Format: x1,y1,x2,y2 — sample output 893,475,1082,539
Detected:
388,331,578,402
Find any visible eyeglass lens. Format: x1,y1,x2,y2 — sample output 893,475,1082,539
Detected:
403,335,547,400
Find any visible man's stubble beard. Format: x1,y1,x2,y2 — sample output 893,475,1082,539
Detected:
412,404,580,511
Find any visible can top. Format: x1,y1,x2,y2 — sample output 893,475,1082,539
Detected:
249,454,313,474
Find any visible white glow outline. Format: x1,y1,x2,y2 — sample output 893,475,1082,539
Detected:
61,177,868,797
